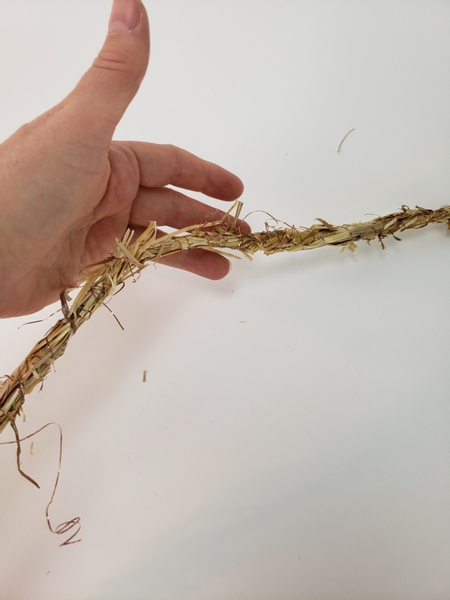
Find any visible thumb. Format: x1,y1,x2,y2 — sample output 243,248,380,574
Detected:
65,0,150,144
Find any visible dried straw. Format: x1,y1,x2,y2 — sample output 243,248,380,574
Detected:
1,202,450,434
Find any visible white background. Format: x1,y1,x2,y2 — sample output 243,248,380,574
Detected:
1,1,450,598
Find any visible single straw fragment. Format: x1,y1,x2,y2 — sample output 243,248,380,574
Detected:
337,128,356,152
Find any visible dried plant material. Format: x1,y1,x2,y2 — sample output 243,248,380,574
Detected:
337,128,355,152
1,203,450,437
10,419,39,488
0,422,81,546
143,370,147,383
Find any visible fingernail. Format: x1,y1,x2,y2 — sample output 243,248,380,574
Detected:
108,0,142,34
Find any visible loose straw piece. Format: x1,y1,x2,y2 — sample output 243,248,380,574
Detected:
337,128,355,152
1,203,450,435
0,422,81,546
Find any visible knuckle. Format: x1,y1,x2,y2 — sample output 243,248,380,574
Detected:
93,49,132,75
167,145,183,182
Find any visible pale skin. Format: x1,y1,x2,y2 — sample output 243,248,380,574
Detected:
0,0,246,318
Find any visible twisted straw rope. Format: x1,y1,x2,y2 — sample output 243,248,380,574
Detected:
1,202,450,433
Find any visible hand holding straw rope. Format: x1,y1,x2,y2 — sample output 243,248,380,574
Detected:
3,0,449,429
2,0,450,480
1,0,450,432
1,1,450,550
0,0,251,532
0,0,246,320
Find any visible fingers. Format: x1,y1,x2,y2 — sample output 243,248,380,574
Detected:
129,186,251,232
130,225,232,280
158,248,231,280
125,142,244,200
125,149,249,280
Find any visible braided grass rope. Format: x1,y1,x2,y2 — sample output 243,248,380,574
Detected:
1,202,450,434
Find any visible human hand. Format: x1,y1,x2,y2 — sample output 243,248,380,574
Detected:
0,0,245,318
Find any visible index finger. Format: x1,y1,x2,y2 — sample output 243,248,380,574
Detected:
122,141,244,200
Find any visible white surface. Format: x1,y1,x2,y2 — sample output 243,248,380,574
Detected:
1,1,450,598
